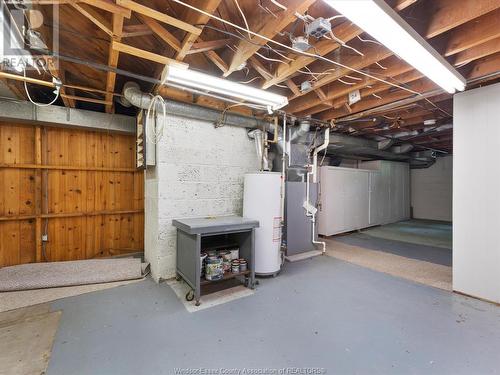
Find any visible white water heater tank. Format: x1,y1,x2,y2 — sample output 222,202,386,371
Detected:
243,172,282,275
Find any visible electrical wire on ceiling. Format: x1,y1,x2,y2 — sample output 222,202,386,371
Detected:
173,0,430,98
324,31,364,57
258,1,278,19
238,76,262,84
233,0,251,39
357,35,382,46
269,0,287,11
344,74,362,81
337,78,357,86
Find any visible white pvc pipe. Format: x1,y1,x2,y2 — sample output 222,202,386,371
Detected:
280,115,286,227
305,128,330,253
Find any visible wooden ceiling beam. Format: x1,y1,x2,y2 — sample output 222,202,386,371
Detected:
80,0,131,18
138,14,182,52
105,14,123,113
444,9,500,57
122,24,153,38
296,69,423,117
285,79,301,97
225,0,316,77
317,79,437,121
174,0,222,61
262,1,418,90
249,57,273,80
288,1,498,116
467,52,500,81
151,0,222,94
61,94,112,105
111,41,186,66
454,37,500,66
116,0,202,35
394,0,419,11
288,56,412,113
425,0,500,38
187,39,232,55
72,3,113,37
203,50,229,73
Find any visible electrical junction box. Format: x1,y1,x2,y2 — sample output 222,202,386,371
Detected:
348,89,361,105
306,17,332,39
300,80,312,93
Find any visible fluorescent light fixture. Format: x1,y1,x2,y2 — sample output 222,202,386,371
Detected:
163,65,288,111
323,0,466,94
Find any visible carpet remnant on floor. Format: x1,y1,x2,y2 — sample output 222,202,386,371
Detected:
0,259,147,292
325,238,452,291
0,279,141,313
0,304,61,375
167,279,255,313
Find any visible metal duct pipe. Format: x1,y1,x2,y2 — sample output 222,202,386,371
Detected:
121,81,272,130
289,118,311,143
248,129,269,171
390,143,414,154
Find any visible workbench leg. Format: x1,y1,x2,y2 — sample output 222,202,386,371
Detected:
195,234,201,306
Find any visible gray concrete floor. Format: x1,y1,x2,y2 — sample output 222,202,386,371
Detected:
361,219,452,249
47,256,500,375
335,232,452,266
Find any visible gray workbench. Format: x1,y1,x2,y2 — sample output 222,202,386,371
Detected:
172,216,259,306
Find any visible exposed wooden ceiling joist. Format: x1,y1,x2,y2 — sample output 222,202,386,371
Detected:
425,0,499,38
225,0,316,77
104,14,123,113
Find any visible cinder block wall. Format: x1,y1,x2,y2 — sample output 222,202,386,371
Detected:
145,114,259,281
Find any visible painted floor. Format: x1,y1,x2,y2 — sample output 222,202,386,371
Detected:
47,256,500,375
361,219,452,249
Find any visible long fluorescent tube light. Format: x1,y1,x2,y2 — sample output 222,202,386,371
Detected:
323,0,466,94
163,65,288,110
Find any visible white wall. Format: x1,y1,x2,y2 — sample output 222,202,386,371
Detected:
318,161,410,236
454,82,500,304
411,156,452,221
145,114,259,281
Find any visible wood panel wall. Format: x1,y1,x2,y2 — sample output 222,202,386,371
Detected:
0,122,144,267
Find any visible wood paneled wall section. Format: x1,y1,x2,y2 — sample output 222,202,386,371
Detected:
0,122,144,267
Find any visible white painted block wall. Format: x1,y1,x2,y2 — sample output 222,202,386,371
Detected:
453,83,500,303
145,114,259,281
411,156,452,221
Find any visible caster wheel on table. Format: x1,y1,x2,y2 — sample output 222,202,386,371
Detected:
195,301,201,306
185,290,194,301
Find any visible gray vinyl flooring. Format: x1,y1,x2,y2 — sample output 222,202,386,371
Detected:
47,255,500,375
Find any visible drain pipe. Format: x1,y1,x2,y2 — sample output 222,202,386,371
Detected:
304,128,330,254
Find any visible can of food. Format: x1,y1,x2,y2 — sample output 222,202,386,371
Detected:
229,248,239,260
239,259,247,272
218,251,232,273
231,260,240,274
205,257,223,281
